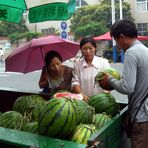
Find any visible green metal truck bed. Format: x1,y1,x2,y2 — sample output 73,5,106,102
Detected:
0,126,85,148
0,88,127,148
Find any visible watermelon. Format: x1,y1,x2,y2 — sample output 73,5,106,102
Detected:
22,122,39,134
71,124,96,144
12,95,47,121
93,113,112,129
88,92,120,116
73,100,95,124
95,67,121,90
55,90,69,93
0,111,29,130
38,98,77,139
53,92,83,100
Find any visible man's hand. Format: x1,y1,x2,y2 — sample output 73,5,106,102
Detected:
99,73,114,91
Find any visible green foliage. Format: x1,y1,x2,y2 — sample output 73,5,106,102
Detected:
70,1,134,39
9,32,41,44
0,21,28,37
24,32,41,41
75,22,108,38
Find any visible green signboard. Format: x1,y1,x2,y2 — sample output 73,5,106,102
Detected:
0,6,24,23
29,0,76,23
0,0,26,23
0,0,76,24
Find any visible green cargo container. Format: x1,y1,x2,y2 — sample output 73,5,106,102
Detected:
0,88,127,148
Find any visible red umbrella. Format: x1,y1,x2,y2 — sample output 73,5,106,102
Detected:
94,31,148,41
5,35,79,73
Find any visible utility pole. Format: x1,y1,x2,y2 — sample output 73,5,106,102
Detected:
119,0,123,20
119,0,124,63
111,0,117,63
79,0,81,7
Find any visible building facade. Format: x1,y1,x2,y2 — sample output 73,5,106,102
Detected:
25,0,100,35
25,0,148,36
125,0,148,35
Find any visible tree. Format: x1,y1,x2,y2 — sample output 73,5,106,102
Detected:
98,0,134,28
9,32,41,44
70,1,133,39
0,20,28,37
74,21,108,39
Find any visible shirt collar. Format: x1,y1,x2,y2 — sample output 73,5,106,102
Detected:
82,56,100,68
130,39,141,48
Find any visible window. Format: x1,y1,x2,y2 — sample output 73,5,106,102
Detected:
41,27,56,34
76,0,88,8
137,23,148,35
136,0,148,12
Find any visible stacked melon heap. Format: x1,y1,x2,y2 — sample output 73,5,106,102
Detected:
0,95,47,134
0,91,120,145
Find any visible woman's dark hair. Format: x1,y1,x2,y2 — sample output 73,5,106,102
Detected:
110,19,138,39
45,50,62,68
80,36,97,49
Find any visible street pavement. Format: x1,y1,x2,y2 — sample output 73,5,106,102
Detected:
0,61,128,104
110,63,128,104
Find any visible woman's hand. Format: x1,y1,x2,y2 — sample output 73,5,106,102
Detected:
39,70,49,89
104,90,111,93
72,85,90,102
81,93,89,102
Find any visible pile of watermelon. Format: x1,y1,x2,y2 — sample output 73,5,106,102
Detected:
0,91,120,145
0,95,47,134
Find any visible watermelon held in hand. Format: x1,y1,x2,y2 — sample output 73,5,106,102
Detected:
95,67,121,90
53,92,83,100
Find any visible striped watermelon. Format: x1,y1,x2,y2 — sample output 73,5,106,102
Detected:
73,100,95,124
12,95,47,121
22,122,39,134
38,98,77,139
93,113,112,129
0,111,29,130
88,93,120,116
95,67,121,90
71,124,96,144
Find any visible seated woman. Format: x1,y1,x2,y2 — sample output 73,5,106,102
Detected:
38,50,72,95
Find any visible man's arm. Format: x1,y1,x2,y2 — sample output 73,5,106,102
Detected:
109,53,137,95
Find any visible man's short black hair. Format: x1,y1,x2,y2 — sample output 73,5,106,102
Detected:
110,19,138,39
